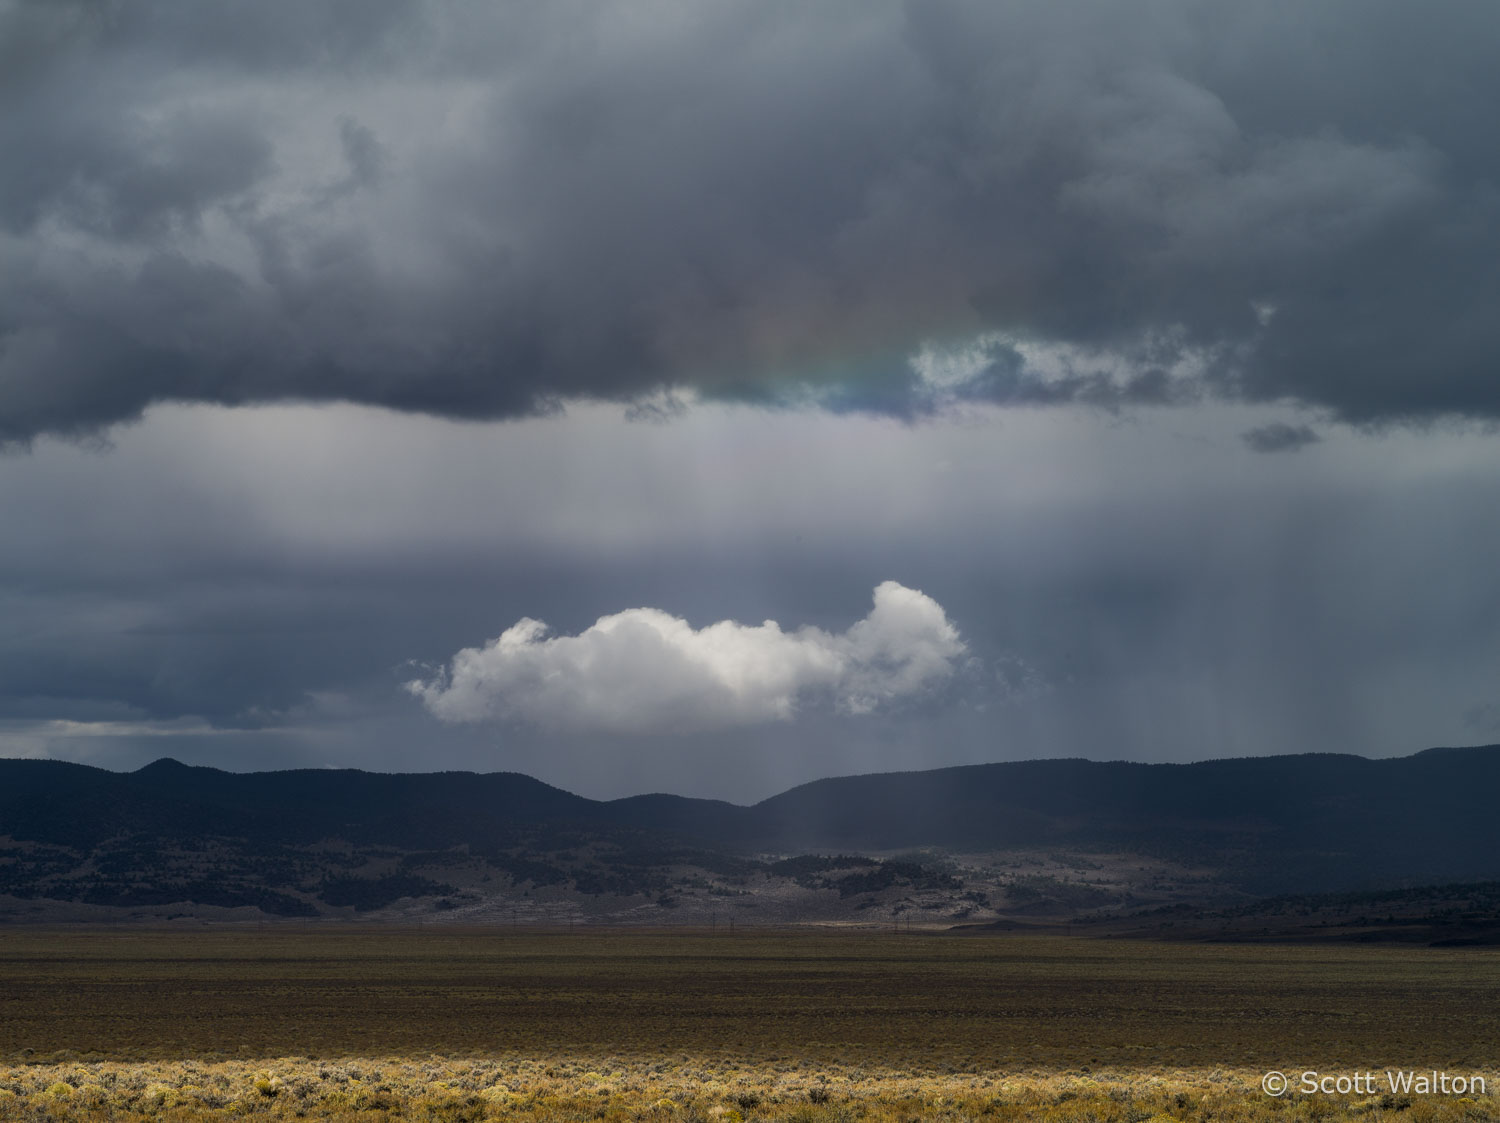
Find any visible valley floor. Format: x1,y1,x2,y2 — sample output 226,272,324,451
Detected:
1,928,1497,1121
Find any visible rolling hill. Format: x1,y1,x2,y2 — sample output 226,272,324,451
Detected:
2,745,1499,924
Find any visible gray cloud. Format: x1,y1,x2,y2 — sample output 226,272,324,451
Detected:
4,401,1500,798
5,1,1500,802
1463,703,1500,735
3,0,1500,443
1242,423,1321,454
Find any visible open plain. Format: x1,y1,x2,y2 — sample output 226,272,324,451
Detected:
1,927,1498,1121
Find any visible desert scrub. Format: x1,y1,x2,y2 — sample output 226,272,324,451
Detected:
3,931,1499,1120
0,1059,1495,1122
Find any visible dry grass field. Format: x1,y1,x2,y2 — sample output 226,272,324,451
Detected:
1,927,1497,1121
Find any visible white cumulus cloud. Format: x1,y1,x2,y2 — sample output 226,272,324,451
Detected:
406,582,965,734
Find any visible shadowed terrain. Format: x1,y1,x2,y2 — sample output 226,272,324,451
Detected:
4,746,1500,925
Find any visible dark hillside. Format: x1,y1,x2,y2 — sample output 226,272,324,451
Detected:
3,745,1500,916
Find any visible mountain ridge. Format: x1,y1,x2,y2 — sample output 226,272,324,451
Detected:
3,744,1500,924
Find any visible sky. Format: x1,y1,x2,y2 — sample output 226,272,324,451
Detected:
2,0,1499,801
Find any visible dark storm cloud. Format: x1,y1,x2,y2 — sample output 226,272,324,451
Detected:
2,0,1499,442
1242,422,1321,454
4,397,1500,795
